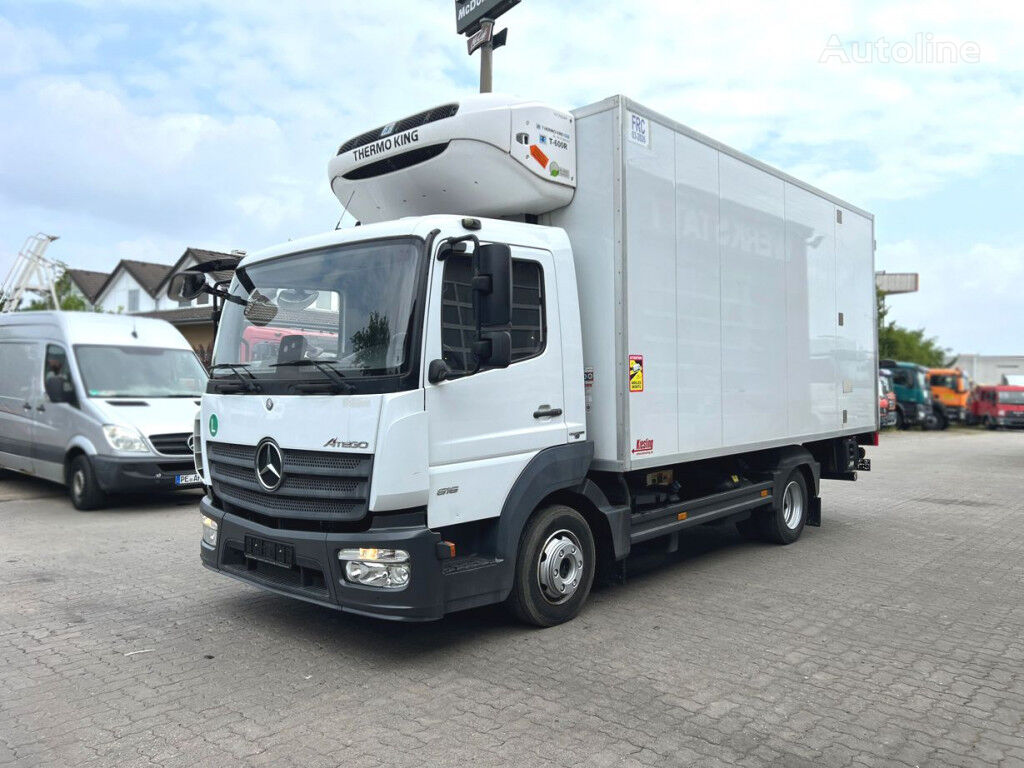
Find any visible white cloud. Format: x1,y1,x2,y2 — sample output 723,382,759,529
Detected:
1,0,1023,334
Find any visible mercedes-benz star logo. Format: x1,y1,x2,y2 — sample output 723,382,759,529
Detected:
255,439,284,492
265,398,274,411
186,435,196,452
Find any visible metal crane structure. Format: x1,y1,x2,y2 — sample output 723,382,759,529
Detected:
0,233,60,313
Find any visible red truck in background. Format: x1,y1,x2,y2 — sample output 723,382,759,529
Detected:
969,385,1024,429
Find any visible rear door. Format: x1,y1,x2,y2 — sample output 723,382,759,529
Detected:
424,239,565,527
0,341,43,474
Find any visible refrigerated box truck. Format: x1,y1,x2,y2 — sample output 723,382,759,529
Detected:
175,94,877,626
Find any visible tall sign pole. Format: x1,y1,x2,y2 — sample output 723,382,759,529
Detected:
456,0,519,93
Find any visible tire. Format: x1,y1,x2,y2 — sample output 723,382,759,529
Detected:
756,470,808,545
68,455,107,511
505,504,596,627
985,416,996,431
895,408,906,430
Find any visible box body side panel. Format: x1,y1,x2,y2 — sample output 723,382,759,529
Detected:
836,208,878,432
548,106,621,465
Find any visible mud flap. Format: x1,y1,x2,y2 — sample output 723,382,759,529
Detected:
807,495,822,527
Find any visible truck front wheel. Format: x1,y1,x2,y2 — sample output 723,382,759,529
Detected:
506,504,596,627
757,470,808,545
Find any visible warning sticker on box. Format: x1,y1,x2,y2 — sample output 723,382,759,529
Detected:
628,355,644,392
584,367,594,413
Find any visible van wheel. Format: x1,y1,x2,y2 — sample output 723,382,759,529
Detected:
69,455,106,511
506,505,596,627
757,470,808,545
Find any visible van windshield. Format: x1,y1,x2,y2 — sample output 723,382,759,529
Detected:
75,346,207,398
211,238,425,394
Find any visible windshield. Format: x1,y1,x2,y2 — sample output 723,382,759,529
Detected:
998,390,1024,405
75,346,207,398
212,238,424,392
930,374,957,389
916,371,928,391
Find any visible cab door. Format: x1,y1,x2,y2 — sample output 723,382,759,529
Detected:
424,239,565,528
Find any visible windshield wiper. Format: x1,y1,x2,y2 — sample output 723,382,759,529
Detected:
210,363,262,393
271,359,356,394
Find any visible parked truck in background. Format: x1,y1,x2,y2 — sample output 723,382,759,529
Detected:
969,385,1024,429
929,367,971,424
173,95,877,626
880,359,943,430
878,369,898,428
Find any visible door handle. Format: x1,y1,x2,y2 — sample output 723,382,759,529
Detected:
36,404,46,412
533,405,563,419
22,402,31,411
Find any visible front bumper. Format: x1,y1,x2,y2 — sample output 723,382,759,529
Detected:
902,403,928,425
943,406,967,423
200,496,451,621
91,456,200,493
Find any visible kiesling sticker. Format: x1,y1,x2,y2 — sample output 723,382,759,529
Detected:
632,438,654,455
629,355,644,392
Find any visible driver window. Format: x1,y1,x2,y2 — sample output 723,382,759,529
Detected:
439,255,547,376
44,344,75,403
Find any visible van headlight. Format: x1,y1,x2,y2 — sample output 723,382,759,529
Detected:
102,424,149,453
338,548,410,589
202,515,218,547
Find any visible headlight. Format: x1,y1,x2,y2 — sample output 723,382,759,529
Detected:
338,548,410,589
998,410,1007,417
202,515,218,547
102,424,149,453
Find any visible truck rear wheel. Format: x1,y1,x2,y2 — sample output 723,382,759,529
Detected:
69,455,107,511
757,470,808,545
506,504,596,627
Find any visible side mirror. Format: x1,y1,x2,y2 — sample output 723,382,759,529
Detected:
473,244,512,328
45,376,72,404
167,271,207,302
473,331,512,369
428,358,451,384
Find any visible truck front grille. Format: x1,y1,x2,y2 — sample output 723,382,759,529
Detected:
207,441,372,523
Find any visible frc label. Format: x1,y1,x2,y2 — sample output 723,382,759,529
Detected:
629,355,644,393
628,112,649,147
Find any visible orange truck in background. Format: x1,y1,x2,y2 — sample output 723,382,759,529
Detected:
928,368,971,424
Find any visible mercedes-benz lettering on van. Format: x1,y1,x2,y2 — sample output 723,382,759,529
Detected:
186,95,877,626
0,312,208,509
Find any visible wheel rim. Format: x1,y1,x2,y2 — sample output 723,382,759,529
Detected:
537,529,584,605
782,480,804,530
72,469,85,500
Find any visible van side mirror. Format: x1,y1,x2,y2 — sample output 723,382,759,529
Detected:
45,376,73,404
167,271,207,302
473,244,512,328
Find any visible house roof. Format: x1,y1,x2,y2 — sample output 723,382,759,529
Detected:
64,268,110,303
155,247,242,295
93,259,174,303
137,306,216,326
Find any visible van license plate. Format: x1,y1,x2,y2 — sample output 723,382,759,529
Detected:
244,536,294,568
175,473,201,486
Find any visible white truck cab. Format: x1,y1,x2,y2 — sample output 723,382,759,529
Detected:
187,94,877,625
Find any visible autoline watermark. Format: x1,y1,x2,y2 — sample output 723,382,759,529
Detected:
820,33,981,64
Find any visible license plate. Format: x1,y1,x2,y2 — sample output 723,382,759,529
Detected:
175,472,202,486
244,535,294,568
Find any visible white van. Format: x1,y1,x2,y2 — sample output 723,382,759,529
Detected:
0,312,208,509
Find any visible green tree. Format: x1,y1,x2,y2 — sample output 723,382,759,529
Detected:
877,290,948,367
350,312,391,369
21,263,92,312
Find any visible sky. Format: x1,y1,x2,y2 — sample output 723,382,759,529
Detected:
0,0,1022,354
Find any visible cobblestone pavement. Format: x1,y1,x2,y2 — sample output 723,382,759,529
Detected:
1,429,1023,768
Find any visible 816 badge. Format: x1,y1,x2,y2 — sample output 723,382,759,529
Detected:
628,355,644,392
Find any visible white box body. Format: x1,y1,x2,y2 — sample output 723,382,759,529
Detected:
547,96,877,471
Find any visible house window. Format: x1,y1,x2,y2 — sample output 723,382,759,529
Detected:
127,289,140,312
